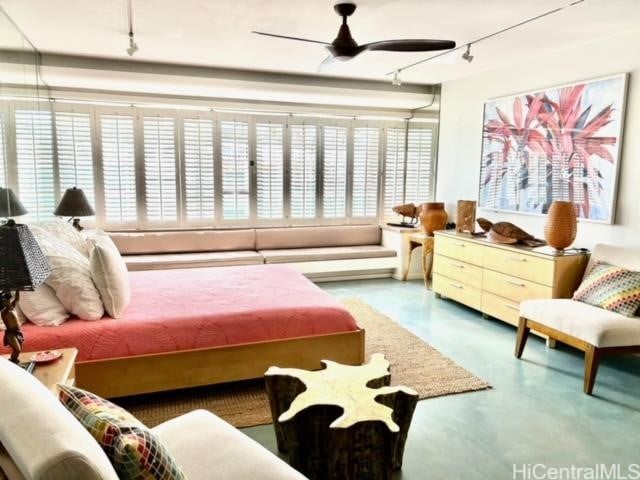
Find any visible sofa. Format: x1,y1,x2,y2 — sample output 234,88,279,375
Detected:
516,244,640,394
109,225,397,280
0,359,306,480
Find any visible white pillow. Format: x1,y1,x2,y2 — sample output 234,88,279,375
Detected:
30,226,104,321
90,236,131,318
18,285,70,327
38,219,91,257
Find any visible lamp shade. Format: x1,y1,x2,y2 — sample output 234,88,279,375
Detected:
0,221,51,291
0,188,28,217
54,187,95,217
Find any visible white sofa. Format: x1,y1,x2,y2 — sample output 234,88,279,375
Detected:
516,244,640,394
110,225,397,280
0,360,306,480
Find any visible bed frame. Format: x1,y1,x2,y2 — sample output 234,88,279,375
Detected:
75,328,365,398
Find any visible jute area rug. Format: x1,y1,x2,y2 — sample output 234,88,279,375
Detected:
119,298,490,428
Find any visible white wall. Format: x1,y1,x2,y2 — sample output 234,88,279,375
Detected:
436,27,640,249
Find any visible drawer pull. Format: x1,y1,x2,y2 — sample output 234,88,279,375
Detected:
508,256,527,262
506,280,526,287
451,263,465,269
504,303,519,311
449,282,464,289
457,243,466,247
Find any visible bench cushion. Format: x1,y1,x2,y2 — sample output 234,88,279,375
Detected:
260,245,396,264
255,225,381,250
152,410,306,480
124,251,263,271
110,230,255,255
520,298,640,347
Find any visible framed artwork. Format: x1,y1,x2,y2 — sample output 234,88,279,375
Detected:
478,73,628,223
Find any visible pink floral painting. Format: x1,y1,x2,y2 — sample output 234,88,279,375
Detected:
479,74,627,223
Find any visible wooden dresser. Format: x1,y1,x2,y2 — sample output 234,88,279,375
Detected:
433,231,588,335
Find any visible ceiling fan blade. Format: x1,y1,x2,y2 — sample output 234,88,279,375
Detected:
252,31,330,45
362,39,456,52
317,55,338,72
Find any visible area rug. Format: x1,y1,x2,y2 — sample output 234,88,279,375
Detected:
119,298,490,428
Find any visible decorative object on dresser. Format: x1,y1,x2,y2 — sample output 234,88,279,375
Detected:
390,203,419,228
265,353,418,480
516,244,640,394
544,201,578,251
479,74,627,223
419,202,448,236
432,231,588,344
0,189,51,366
54,186,96,231
456,200,477,234
477,218,544,246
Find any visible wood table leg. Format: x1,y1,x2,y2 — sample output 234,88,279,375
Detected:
402,241,419,282
515,317,530,359
422,237,434,289
584,345,601,395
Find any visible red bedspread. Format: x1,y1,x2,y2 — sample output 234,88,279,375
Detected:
10,265,359,362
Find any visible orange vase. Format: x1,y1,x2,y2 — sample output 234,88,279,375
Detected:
544,201,577,251
419,202,448,236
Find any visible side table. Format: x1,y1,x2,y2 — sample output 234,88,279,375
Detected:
265,353,418,480
402,232,435,289
3,348,77,395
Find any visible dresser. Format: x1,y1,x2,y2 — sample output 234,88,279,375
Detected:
433,231,588,337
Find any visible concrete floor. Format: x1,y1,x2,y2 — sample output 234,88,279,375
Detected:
242,279,640,479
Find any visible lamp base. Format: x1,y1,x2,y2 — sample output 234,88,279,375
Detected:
71,218,83,231
2,291,24,364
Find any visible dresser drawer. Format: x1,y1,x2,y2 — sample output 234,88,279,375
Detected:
433,274,482,310
435,235,484,266
433,254,483,289
483,269,553,303
483,247,554,285
481,292,521,327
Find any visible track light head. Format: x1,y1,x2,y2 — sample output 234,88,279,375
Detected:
392,70,402,86
126,32,139,56
462,44,473,63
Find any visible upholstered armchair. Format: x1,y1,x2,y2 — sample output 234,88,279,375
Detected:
516,244,640,394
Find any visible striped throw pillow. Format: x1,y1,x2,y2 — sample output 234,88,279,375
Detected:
573,262,640,317
59,385,186,480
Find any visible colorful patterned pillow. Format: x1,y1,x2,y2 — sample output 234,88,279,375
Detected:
573,262,640,317
58,385,186,480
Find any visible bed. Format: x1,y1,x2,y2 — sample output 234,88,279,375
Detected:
8,265,364,398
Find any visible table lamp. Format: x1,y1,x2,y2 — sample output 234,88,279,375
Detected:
54,187,95,231
0,187,51,366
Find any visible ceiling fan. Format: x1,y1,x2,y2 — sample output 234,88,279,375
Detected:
252,2,456,71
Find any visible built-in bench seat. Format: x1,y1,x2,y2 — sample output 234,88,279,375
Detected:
109,225,397,280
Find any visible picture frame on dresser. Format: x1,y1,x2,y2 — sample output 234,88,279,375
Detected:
478,73,628,224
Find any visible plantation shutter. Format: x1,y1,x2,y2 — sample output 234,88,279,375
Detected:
220,120,250,220
352,127,379,218
15,109,56,222
404,128,434,204
322,126,347,218
256,122,284,220
143,116,178,223
55,112,95,207
290,124,317,219
183,118,215,222
383,127,406,216
0,112,6,187
100,114,137,224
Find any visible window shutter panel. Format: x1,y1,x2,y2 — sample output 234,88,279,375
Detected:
256,122,284,220
55,112,95,207
352,127,379,217
404,128,434,204
322,126,347,218
383,127,406,216
183,118,215,222
143,116,178,223
15,109,56,222
0,112,6,187
100,114,137,224
220,120,250,220
290,124,317,219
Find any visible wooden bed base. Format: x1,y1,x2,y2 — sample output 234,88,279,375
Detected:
76,329,365,398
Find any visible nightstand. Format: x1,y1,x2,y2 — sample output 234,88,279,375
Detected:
3,348,78,395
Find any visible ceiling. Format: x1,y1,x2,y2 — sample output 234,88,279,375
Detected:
1,0,639,107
